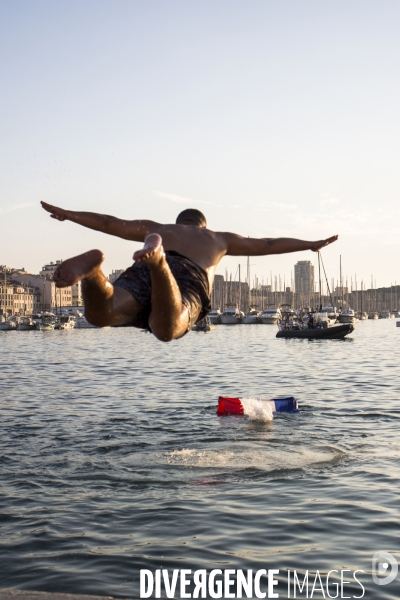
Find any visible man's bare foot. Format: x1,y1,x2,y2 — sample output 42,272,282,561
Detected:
133,234,165,266
53,250,104,287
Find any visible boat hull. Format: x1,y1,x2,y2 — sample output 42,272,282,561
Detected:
75,318,96,328
208,315,221,324
220,315,242,324
276,324,354,339
193,324,215,331
243,314,260,324
0,323,17,331
339,316,356,324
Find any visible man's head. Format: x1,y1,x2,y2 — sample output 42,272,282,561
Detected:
176,208,207,228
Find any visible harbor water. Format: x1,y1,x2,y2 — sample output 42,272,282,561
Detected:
1,320,400,599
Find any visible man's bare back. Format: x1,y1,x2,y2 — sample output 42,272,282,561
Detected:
41,201,337,294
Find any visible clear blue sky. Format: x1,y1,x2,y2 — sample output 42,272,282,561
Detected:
1,0,399,289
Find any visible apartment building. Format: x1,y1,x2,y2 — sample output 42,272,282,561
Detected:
0,279,40,316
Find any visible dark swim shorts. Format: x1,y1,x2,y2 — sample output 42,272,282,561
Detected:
113,251,212,333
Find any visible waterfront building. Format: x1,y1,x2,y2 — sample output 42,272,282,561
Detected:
0,279,40,316
39,261,61,279
71,282,83,306
13,273,72,311
9,261,80,311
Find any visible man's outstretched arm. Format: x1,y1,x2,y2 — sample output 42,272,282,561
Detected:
41,201,158,242
222,232,338,256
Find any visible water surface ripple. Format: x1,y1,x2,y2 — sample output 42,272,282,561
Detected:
1,321,400,598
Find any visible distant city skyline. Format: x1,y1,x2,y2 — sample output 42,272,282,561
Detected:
0,255,395,297
1,1,399,286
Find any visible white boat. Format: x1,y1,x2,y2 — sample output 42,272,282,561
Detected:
243,306,261,324
368,312,379,320
18,316,36,330
358,312,368,321
379,309,391,319
320,306,339,325
208,308,222,325
0,319,17,331
260,307,282,324
220,305,243,324
55,315,76,329
339,308,357,324
75,316,97,329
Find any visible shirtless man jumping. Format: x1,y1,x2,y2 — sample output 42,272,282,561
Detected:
41,201,338,342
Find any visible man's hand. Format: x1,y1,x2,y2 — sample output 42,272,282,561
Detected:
310,235,338,252
41,201,69,221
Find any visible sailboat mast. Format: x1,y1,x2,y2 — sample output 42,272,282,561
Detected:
361,280,363,313
318,252,322,310
340,255,343,308
238,264,241,311
247,256,250,309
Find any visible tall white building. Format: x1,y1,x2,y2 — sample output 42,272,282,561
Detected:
294,261,315,295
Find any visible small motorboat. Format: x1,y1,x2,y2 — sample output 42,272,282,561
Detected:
18,317,36,330
260,306,282,324
54,315,76,329
192,317,214,331
36,321,55,331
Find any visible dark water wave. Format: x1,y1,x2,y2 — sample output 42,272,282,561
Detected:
1,321,400,598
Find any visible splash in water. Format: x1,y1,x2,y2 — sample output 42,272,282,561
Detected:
162,448,235,467
239,397,274,422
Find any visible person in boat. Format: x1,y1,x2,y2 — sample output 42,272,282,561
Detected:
308,314,315,329
41,201,338,342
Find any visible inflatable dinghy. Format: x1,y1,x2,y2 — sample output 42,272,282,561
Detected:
276,324,354,339
217,396,299,415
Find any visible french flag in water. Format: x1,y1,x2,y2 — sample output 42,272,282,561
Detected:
217,396,299,416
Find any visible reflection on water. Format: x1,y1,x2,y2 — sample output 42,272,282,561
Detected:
1,321,400,598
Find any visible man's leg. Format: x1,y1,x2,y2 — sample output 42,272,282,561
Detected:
133,234,190,341
53,250,141,327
